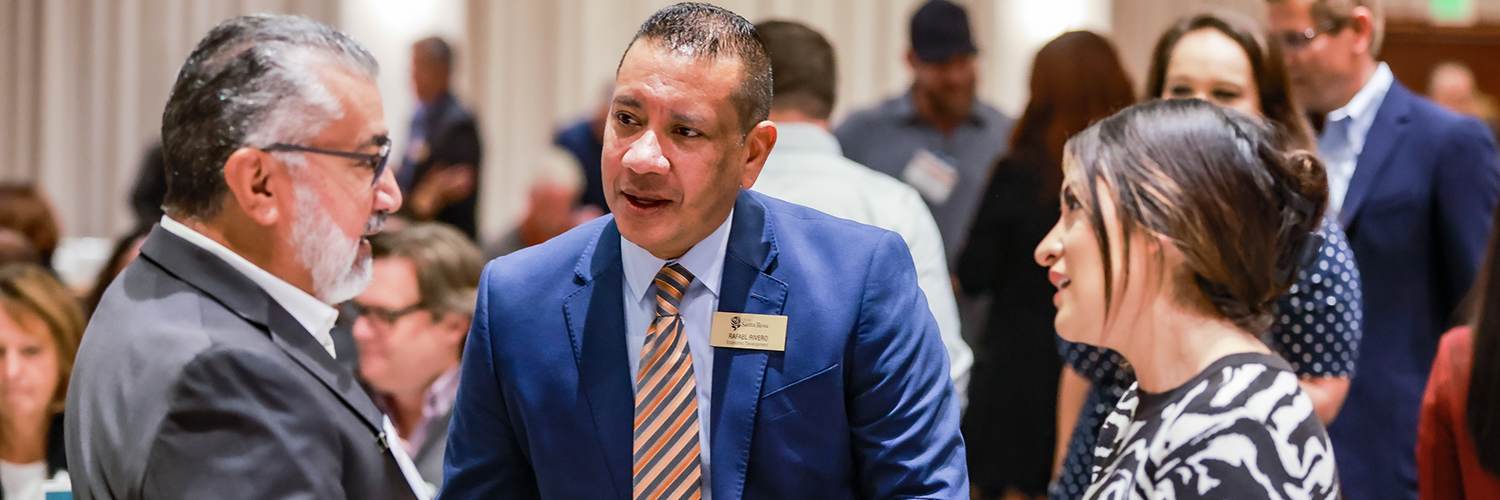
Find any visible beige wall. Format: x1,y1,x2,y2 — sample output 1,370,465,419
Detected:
9,0,1500,241
0,0,339,241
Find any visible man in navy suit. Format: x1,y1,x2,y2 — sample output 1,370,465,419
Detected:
438,3,966,500
1267,1,1500,499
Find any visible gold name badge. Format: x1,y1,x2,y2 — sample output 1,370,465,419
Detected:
710,312,788,351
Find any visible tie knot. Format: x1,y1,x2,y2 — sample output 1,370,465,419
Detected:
653,263,694,310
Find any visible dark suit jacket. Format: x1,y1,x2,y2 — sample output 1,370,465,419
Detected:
402,93,482,239
64,226,420,500
1327,81,1500,500
439,190,967,499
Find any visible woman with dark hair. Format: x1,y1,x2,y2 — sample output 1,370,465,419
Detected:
1048,12,1363,499
0,264,85,498
1038,98,1339,498
956,30,1135,500
1418,204,1500,497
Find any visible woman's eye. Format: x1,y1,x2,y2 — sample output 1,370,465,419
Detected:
1213,90,1241,101
20,346,41,356
1061,188,1082,210
1168,86,1194,98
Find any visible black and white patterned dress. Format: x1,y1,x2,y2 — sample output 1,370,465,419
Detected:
1083,353,1340,500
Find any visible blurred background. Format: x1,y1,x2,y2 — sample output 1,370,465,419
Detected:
0,0,1494,287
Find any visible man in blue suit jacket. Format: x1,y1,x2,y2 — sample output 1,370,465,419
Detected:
439,4,966,500
1269,1,1500,499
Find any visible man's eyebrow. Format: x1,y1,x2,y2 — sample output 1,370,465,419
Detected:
614,96,641,109
670,111,706,126
365,134,390,148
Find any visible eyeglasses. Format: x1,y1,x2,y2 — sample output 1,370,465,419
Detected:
263,136,392,186
349,300,427,328
1275,18,1347,50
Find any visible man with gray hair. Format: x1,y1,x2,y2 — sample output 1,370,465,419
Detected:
66,14,423,500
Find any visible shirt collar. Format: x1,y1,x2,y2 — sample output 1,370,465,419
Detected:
422,365,462,418
1327,62,1394,126
620,208,733,304
767,122,843,156
159,216,340,358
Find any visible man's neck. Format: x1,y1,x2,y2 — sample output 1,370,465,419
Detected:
767,109,828,130
910,90,964,136
1331,58,1382,114
168,214,314,298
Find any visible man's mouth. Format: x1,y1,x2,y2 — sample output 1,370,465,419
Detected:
623,192,670,210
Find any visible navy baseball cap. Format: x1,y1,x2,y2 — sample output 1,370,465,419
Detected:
910,0,978,63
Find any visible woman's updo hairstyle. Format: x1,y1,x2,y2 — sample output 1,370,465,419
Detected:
1063,98,1327,332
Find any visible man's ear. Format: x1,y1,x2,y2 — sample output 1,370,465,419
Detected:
221,147,283,227
1349,6,1377,56
436,312,471,348
738,120,777,190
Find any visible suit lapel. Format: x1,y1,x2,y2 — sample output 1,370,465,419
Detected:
565,220,633,499
711,191,787,500
1341,82,1413,228
139,225,385,436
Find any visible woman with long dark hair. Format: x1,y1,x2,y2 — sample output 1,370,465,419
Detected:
956,30,1134,500
1038,98,1339,499
1418,204,1500,497
1049,11,1362,499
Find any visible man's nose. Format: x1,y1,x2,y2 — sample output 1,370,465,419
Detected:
622,130,669,175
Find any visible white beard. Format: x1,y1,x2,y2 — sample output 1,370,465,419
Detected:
291,185,378,304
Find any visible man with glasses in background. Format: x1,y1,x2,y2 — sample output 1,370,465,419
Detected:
1266,1,1500,499
350,223,484,492
67,14,424,500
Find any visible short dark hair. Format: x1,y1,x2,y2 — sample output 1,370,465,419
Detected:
160,14,378,220
1064,99,1327,333
625,2,772,135
1146,10,1316,150
755,20,836,121
413,36,453,69
368,223,484,318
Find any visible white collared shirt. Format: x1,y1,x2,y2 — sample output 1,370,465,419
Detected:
620,210,732,500
1320,62,1395,214
160,216,340,358
754,122,971,404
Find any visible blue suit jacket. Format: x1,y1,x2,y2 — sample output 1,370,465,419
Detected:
439,190,967,499
1327,82,1500,500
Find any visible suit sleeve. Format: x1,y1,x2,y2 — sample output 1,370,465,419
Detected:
848,231,968,500
429,117,482,169
438,261,540,499
141,347,345,500
891,186,970,400
1433,116,1500,323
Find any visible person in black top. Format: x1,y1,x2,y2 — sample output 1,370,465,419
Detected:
398,36,483,240
957,31,1134,500
1034,99,1338,498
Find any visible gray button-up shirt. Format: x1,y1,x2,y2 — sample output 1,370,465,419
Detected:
834,93,1014,263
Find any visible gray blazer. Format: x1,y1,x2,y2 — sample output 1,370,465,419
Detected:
65,226,419,500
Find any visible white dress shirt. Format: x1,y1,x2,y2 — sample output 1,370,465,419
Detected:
1319,62,1395,215
620,211,731,500
160,216,340,358
752,122,972,403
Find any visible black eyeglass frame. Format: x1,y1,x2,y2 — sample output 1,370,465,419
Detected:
262,137,392,187
348,300,429,327
1276,18,1348,50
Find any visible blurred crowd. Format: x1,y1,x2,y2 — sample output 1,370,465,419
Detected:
4,0,1500,499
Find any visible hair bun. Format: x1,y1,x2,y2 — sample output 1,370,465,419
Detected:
1283,149,1328,213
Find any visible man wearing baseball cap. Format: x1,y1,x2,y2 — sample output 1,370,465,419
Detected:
834,0,1013,270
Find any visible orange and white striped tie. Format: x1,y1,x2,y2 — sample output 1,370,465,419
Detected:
633,263,702,500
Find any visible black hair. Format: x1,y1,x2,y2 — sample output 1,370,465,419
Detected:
756,20,836,121
624,2,772,135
